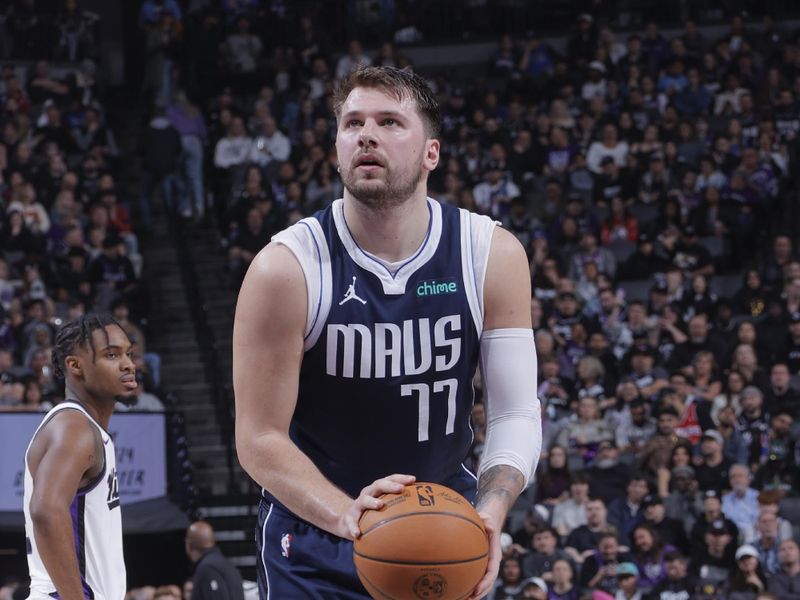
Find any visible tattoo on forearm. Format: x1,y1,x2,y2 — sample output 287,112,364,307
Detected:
475,465,525,512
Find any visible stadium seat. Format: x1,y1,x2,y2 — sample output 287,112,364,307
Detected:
618,279,652,302
699,236,726,259
710,274,742,299
609,240,637,264
628,203,658,227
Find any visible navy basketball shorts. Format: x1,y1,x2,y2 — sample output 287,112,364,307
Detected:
256,497,370,600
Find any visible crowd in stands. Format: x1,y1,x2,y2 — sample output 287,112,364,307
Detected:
144,2,800,599
0,2,163,412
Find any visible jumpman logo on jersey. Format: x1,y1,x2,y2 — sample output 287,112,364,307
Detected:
339,276,367,306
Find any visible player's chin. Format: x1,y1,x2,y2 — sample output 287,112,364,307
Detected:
115,393,138,407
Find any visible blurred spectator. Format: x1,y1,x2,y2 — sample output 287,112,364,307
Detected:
607,475,648,544
578,532,632,594
552,473,589,538
167,91,207,221
726,544,767,599
641,494,690,555
767,539,800,598
648,551,696,600
141,105,182,231
521,524,571,581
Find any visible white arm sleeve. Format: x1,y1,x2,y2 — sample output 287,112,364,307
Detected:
478,328,542,487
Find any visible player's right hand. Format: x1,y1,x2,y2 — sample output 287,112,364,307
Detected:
339,474,416,540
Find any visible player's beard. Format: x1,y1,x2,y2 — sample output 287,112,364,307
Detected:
341,155,426,210
115,393,138,407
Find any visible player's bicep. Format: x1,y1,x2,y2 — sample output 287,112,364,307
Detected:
233,244,307,439
29,415,98,515
482,227,531,331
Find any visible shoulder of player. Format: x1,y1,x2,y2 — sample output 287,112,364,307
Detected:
30,409,102,477
486,226,529,280
40,409,101,453
235,243,307,331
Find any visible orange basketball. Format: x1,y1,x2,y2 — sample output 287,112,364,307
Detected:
353,482,489,600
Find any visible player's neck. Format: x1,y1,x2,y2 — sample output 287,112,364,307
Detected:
343,193,430,263
65,383,114,429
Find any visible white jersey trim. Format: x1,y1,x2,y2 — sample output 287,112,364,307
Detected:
271,218,332,351
331,198,443,296
459,208,497,337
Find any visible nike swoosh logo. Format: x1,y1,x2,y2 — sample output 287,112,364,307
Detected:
103,438,110,445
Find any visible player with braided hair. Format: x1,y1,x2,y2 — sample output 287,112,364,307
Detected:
23,313,135,600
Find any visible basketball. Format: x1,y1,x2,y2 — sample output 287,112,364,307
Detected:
353,482,489,600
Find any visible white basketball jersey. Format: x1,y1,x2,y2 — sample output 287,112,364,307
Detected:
23,401,126,600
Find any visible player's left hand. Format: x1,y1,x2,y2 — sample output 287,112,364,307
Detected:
467,509,502,600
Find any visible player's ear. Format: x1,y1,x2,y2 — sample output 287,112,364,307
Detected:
64,354,82,378
423,138,440,172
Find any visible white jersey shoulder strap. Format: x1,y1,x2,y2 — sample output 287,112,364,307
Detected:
459,209,497,337
271,217,332,350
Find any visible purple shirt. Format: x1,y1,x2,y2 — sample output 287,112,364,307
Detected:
165,106,207,139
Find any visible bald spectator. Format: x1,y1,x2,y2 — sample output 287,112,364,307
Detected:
185,521,244,600
722,464,760,533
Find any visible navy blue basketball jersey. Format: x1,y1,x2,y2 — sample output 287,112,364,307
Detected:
271,198,496,502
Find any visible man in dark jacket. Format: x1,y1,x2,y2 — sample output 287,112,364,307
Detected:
186,521,244,600
140,105,182,231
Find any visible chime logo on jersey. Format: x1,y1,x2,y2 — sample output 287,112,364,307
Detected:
326,315,462,379
416,278,458,297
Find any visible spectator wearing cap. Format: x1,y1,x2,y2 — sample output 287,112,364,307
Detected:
726,544,767,599
648,551,697,600
521,524,572,581
768,539,800,598
87,234,137,309
619,233,671,281
641,494,690,555
518,579,549,600
552,473,590,538
613,561,642,600
639,406,686,477
625,343,668,401
722,465,760,530
672,226,714,278
691,491,740,554
472,159,520,219
753,410,800,494
579,532,633,595
607,474,649,545
690,518,737,587
599,197,639,245
582,60,608,101
586,439,633,506
694,429,734,493
587,124,629,174
567,13,597,66
737,386,770,468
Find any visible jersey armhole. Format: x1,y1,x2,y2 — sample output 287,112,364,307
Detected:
270,218,332,350
459,210,497,337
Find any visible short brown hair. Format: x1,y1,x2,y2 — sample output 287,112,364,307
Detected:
332,66,441,138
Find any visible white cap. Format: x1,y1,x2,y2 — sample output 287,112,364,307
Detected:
735,544,759,560
589,61,607,73
529,577,548,592
500,532,513,552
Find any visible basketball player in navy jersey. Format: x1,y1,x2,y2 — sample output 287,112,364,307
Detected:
24,314,135,600
234,66,541,599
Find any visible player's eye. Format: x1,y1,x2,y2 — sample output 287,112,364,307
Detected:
347,119,362,128
107,352,117,359
383,118,396,126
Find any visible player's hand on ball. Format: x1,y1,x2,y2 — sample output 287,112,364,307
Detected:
340,474,416,540
467,510,502,600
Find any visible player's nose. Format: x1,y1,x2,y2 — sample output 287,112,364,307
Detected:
358,120,378,147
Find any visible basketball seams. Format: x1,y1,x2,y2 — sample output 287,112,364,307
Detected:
353,553,489,566
358,510,486,538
